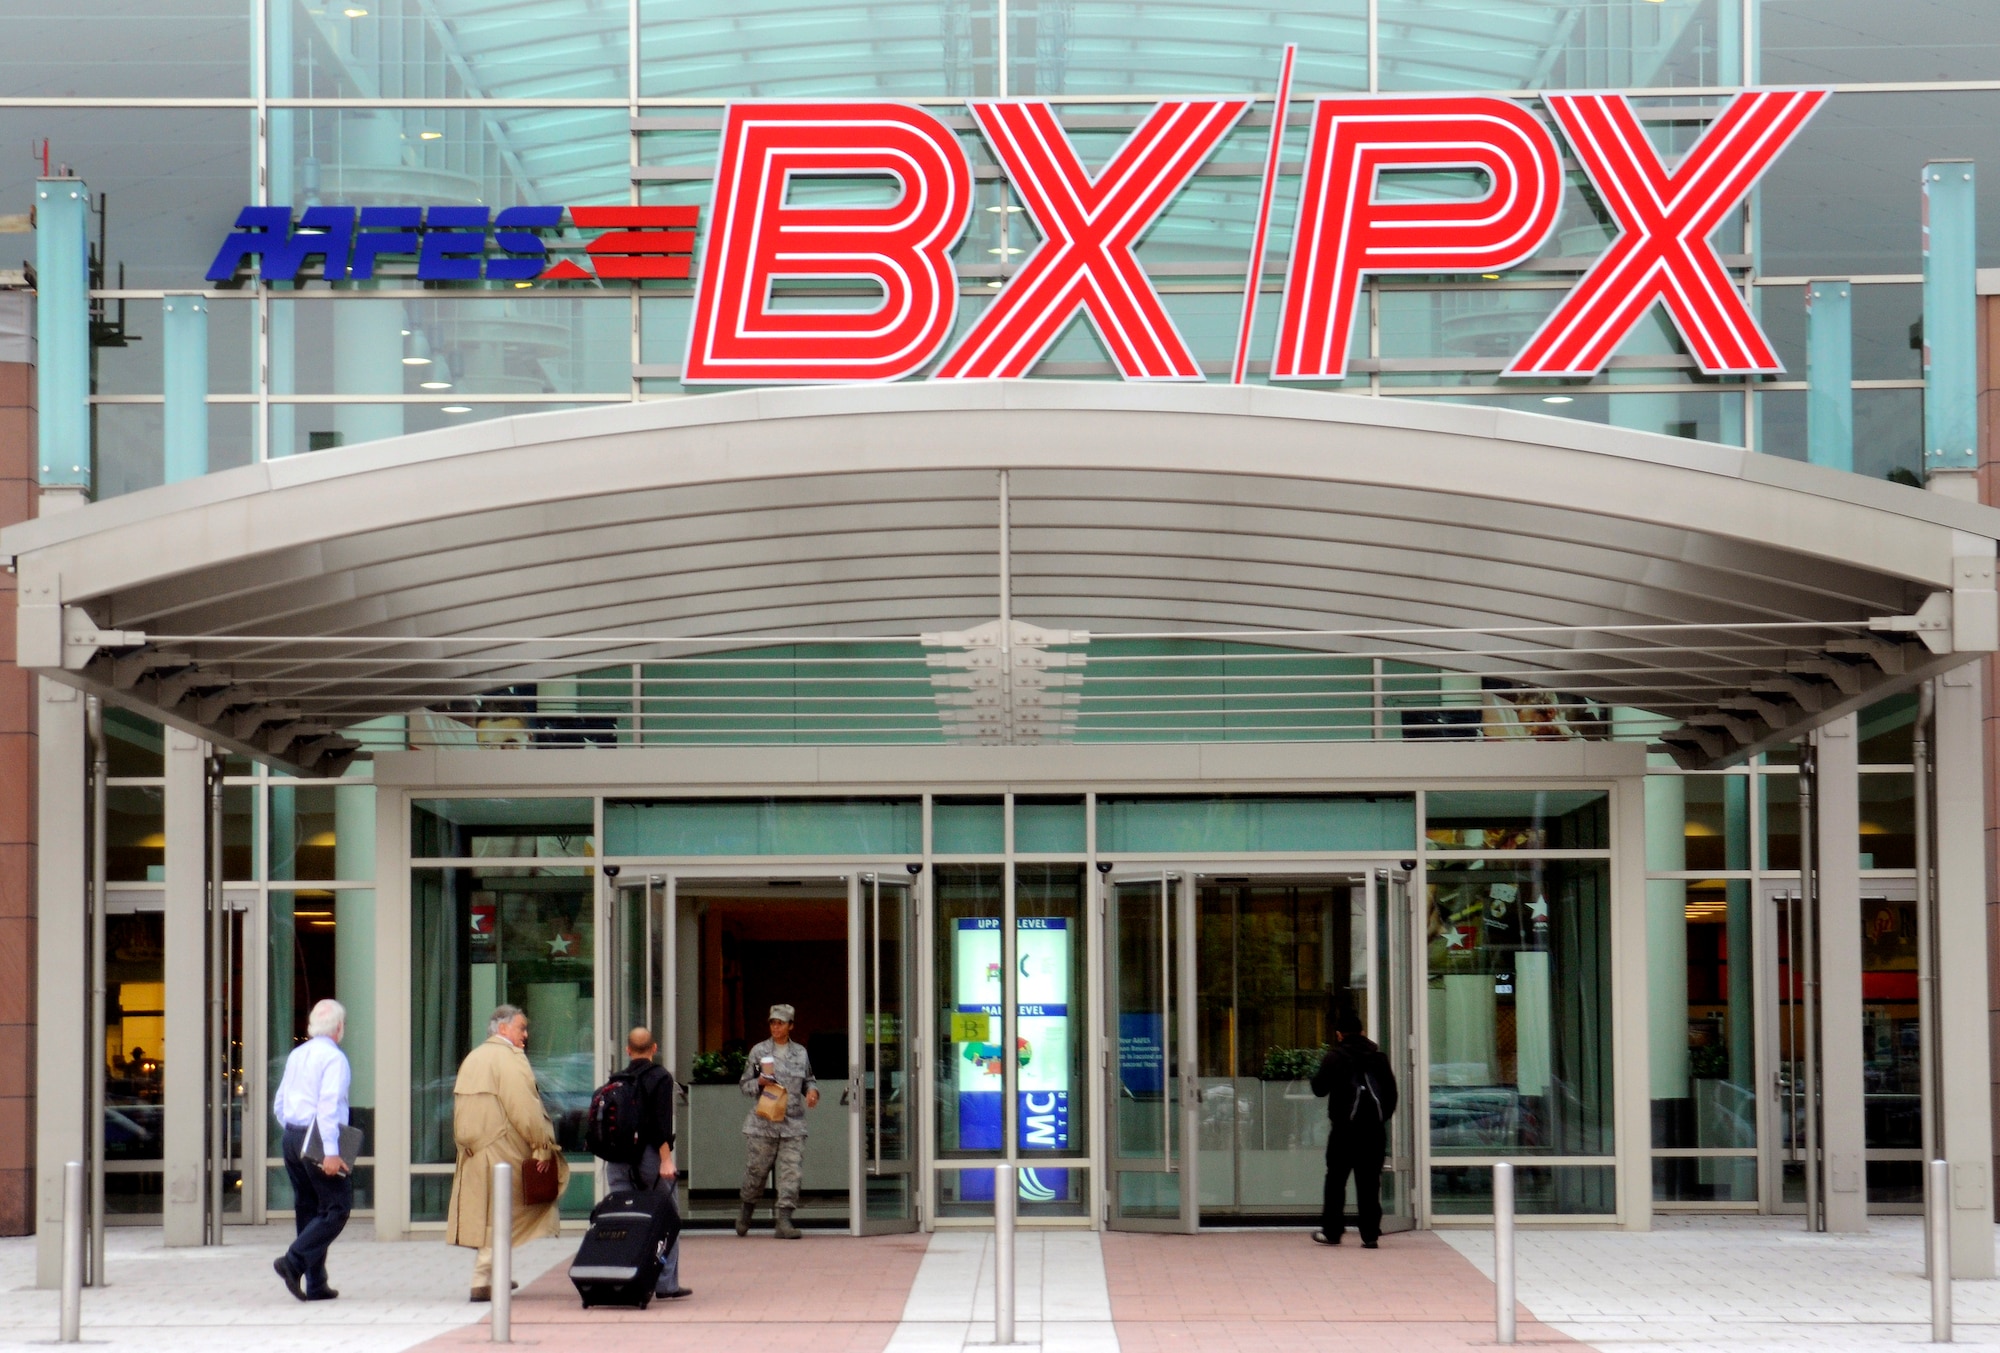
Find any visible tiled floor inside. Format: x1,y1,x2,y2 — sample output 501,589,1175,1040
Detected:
5,1217,2000,1351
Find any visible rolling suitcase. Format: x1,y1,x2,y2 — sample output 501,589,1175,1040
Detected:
570,1189,679,1309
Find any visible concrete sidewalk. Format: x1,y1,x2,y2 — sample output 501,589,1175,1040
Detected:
4,1218,2000,1352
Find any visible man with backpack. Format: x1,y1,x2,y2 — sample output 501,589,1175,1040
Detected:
1310,1008,1399,1249
587,1026,689,1299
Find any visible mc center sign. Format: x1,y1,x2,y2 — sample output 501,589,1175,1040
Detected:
206,87,1829,387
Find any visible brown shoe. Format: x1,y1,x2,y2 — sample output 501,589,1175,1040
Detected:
470,1287,491,1303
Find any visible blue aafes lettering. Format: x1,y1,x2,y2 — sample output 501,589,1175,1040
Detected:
206,205,562,283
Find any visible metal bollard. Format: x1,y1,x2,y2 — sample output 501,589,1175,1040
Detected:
994,1164,1016,1346
491,1162,513,1344
1930,1159,1952,1342
1493,1162,1516,1346
60,1161,82,1343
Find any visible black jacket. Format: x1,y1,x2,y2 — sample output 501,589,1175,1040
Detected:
1310,1035,1399,1151
624,1058,678,1149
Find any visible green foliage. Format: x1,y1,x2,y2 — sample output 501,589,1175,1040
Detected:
1689,1044,1729,1080
1260,1045,1328,1082
691,1048,747,1084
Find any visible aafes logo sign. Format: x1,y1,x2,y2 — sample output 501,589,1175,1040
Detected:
208,88,1827,385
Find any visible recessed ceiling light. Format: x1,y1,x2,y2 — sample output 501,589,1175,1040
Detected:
343,6,367,15
513,280,533,289
1481,272,1501,280
986,279,1005,288
1542,394,1573,405
987,246,1023,257
399,328,411,336
420,130,443,140
401,355,431,366
442,405,472,414
419,379,452,390
985,204,1024,214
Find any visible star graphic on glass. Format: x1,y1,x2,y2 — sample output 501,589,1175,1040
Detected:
548,933,574,957
1443,926,1468,949
1528,899,1550,921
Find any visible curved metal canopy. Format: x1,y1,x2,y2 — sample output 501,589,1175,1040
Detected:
6,382,1997,772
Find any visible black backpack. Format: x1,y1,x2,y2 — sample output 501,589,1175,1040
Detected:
585,1068,647,1165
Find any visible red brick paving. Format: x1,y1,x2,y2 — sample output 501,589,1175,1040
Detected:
1104,1230,1575,1350
420,1232,929,1351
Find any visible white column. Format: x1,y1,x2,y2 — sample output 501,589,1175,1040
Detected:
33,679,85,1288
371,785,410,1240
333,781,375,1116
1814,716,1867,1233
160,732,209,1245
1933,665,1995,1277
1614,772,1653,1230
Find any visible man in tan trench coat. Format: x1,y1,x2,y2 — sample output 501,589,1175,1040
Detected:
448,1004,571,1301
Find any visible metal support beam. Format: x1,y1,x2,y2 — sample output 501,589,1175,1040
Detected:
32,679,85,1289
1806,281,1853,473
34,179,89,489
1932,664,1995,1277
1924,161,1977,475
161,731,210,1244
161,294,208,485
1813,715,1867,1232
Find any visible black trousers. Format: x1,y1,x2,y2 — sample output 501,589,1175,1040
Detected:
281,1125,353,1294
1321,1141,1384,1243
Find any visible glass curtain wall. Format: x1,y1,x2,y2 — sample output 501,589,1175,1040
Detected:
1424,791,1616,1215
407,799,597,1223
19,2,2000,493
1645,693,1923,1210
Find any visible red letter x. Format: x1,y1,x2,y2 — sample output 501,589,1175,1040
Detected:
1506,89,1827,378
936,98,1250,381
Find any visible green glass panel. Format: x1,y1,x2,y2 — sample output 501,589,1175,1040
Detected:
1015,797,1086,853
934,798,1004,854
605,797,921,856
1097,795,1415,854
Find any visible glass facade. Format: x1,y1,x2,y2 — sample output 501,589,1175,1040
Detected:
11,2,1996,492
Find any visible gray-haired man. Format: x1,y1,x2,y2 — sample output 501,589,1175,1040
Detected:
272,998,352,1301
736,1004,818,1239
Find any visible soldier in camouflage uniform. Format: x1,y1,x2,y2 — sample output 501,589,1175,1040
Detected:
737,1004,820,1239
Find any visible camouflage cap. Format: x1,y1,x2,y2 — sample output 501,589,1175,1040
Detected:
768,1004,796,1024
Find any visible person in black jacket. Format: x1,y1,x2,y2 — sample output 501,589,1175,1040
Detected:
604,1027,690,1298
1309,1008,1399,1248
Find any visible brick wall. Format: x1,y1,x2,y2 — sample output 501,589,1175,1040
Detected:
0,291,35,1235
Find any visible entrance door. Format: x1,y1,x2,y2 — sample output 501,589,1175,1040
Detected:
854,872,918,1233
1189,870,1416,1231
613,871,915,1231
1105,871,1198,1231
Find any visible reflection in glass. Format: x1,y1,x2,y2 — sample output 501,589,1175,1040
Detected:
1427,860,1613,1211
1379,0,1736,91
107,787,165,882
1425,790,1608,851
409,867,596,1221
412,798,595,859
1858,774,1915,869
1860,897,1919,1156
1109,876,1182,1221
1651,879,1756,1201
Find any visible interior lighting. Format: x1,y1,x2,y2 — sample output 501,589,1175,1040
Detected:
420,378,452,390
402,354,432,366
1542,394,1574,404
343,6,367,15
988,246,1023,257
1481,272,1501,280
985,204,1024,213
513,280,533,288
420,130,443,140
442,404,472,414
399,328,411,336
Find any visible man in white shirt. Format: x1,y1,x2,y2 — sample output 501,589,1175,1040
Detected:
271,999,353,1301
